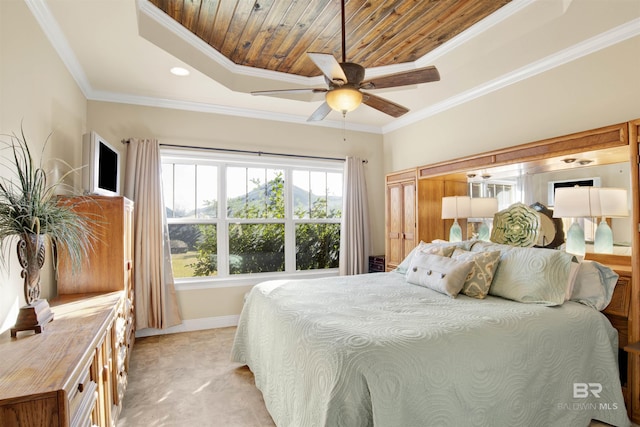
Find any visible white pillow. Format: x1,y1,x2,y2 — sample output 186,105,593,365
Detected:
405,252,474,298
570,261,619,310
565,256,582,301
395,241,459,274
488,246,572,306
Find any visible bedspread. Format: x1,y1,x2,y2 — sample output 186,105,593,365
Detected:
231,272,629,427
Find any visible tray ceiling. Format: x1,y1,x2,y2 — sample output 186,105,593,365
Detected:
147,0,511,77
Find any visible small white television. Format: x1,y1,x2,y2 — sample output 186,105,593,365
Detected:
82,131,121,196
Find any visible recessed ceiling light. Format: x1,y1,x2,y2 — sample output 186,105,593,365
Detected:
170,67,190,76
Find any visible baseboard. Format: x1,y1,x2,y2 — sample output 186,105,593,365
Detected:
135,314,240,338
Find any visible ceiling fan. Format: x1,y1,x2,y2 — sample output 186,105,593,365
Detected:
251,0,441,122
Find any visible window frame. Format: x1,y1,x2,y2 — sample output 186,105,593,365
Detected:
161,148,343,289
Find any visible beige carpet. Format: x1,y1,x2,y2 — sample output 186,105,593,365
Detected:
118,327,274,427
118,327,632,427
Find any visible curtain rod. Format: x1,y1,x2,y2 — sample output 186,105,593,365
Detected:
121,140,367,163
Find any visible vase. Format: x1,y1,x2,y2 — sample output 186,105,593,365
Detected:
11,233,54,337
17,233,46,304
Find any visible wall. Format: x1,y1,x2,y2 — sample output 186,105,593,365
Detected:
382,36,640,174
0,0,87,333
86,101,384,330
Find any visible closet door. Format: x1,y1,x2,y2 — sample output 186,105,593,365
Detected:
385,169,417,271
401,181,417,259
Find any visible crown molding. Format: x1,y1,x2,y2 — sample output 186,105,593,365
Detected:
89,90,382,134
383,17,640,134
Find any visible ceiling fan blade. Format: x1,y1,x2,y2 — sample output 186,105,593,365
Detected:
252,88,326,96
308,52,348,84
307,102,332,122
360,66,440,90
362,93,409,118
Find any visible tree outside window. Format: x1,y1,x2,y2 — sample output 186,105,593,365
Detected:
162,157,342,279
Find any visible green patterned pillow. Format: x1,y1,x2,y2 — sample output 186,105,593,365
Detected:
489,246,572,305
452,249,501,299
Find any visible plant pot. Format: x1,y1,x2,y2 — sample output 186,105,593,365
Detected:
11,233,54,337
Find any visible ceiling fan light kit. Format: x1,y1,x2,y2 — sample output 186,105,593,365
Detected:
251,0,440,122
326,87,363,114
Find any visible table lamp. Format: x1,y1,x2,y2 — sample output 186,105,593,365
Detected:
442,196,471,242
594,188,628,254
470,197,499,241
552,186,600,256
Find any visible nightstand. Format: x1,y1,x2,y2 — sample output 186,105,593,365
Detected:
368,255,385,273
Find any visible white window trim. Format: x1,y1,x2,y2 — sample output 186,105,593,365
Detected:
162,148,343,289
175,269,340,291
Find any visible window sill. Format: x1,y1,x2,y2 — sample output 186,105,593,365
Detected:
174,269,340,291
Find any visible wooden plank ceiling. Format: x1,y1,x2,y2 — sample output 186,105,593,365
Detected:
149,0,511,77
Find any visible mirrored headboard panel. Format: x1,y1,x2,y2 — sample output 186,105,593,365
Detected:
416,122,631,254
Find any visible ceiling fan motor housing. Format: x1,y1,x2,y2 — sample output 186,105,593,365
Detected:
325,62,365,87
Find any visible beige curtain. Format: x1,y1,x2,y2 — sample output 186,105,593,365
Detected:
124,138,182,330
339,156,370,275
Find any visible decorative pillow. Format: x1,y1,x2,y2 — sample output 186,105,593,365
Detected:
488,246,572,306
565,255,582,301
395,241,462,274
490,202,541,247
469,240,515,256
451,249,501,299
405,252,474,298
570,261,619,310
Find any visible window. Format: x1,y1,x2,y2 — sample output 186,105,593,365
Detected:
161,150,343,282
469,180,517,210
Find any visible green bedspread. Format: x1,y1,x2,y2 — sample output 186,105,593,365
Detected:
231,272,630,427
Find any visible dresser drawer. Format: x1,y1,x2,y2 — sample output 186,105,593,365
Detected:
68,360,98,427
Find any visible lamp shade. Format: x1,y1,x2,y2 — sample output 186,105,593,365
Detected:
552,187,601,218
441,196,471,219
325,88,363,113
598,188,628,217
470,197,499,218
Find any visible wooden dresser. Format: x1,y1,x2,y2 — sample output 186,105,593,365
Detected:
0,196,135,427
0,292,125,427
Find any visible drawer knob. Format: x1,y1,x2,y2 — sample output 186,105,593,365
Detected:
78,382,84,393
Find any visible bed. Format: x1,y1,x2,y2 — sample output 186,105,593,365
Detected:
232,240,630,427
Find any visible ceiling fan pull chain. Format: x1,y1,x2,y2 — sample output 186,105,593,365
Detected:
342,114,347,142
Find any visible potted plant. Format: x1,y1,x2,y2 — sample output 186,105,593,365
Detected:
0,127,95,336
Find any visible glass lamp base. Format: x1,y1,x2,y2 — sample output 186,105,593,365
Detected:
449,220,462,242
594,219,613,254
565,221,585,257
477,221,490,242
